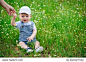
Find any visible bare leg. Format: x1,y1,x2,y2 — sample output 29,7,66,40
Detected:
35,41,43,52
35,41,40,49
19,41,33,53
19,41,28,49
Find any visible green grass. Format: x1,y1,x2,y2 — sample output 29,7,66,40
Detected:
0,0,86,57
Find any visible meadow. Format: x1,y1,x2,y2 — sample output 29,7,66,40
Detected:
0,0,86,57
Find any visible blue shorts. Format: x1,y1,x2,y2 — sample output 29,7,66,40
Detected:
19,40,37,45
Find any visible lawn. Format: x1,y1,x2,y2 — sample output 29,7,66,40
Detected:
0,0,86,57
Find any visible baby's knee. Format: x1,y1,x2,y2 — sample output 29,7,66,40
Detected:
19,41,24,45
35,41,40,45
19,41,27,49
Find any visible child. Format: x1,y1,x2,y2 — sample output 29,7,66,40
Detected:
11,6,43,53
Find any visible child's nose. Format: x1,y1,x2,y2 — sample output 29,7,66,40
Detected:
24,17,27,19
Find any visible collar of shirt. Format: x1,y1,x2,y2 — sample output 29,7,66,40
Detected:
23,21,31,25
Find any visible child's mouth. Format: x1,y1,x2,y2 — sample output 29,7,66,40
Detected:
24,20,27,21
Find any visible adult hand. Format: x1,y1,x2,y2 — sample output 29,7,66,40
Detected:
0,0,16,16
6,5,16,16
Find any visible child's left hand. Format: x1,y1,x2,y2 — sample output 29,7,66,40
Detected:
27,36,33,42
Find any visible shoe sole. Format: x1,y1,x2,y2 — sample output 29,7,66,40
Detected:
27,50,33,53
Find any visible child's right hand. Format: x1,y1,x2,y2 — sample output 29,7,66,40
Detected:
11,11,17,19
12,13,17,19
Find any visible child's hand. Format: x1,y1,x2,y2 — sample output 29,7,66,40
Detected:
11,11,17,19
12,13,17,19
27,36,33,42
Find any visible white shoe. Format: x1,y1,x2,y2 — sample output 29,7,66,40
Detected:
27,47,33,53
35,46,43,53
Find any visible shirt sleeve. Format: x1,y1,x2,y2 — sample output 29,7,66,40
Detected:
33,23,36,29
14,21,21,30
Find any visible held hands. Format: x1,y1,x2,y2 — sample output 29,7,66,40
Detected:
27,36,33,42
11,12,17,19
6,5,16,16
0,0,16,16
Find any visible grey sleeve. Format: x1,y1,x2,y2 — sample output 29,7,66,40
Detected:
33,23,36,29
15,21,21,30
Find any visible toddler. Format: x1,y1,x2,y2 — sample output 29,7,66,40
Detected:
11,6,43,53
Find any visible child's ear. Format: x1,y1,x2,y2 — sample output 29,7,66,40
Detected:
19,14,21,18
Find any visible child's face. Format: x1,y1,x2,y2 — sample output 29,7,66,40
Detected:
19,13,31,23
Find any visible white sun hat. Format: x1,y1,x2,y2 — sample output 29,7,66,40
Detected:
19,6,31,15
